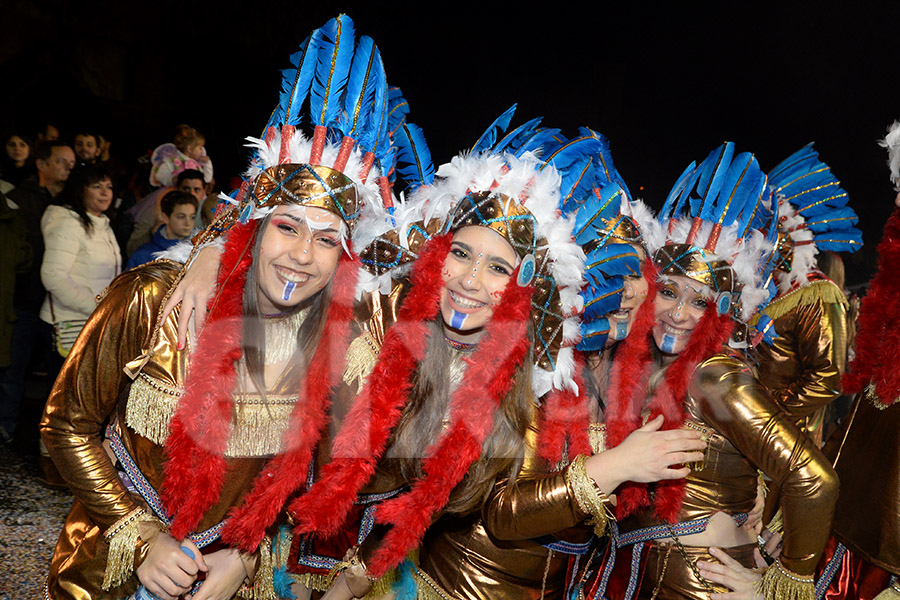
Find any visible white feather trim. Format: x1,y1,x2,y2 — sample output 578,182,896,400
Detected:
879,120,900,188
775,200,817,294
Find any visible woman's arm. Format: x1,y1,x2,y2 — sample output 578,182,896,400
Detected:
690,355,839,577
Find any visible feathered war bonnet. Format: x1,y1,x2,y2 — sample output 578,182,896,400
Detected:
761,143,862,296
287,107,595,576
160,15,403,551
602,143,776,524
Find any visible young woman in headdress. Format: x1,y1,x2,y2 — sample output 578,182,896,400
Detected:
579,143,838,600
40,16,400,600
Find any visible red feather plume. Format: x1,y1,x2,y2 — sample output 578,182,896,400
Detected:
287,234,453,536
536,351,592,466
366,273,535,577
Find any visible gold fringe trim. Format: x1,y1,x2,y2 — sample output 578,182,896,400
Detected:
238,536,277,600
295,572,330,592
866,383,899,410
566,454,615,536
589,422,607,453
759,559,814,600
343,331,380,393
766,507,785,535
101,507,159,591
873,577,900,600
751,279,848,325
125,373,299,457
412,565,455,600
125,374,181,445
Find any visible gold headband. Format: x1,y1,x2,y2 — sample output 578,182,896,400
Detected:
249,164,360,231
447,191,538,260
653,243,737,293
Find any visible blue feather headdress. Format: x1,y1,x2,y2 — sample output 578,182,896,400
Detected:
224,14,409,245
764,143,862,293
653,142,775,325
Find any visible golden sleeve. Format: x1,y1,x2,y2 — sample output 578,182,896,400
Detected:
482,401,591,541
690,355,838,576
771,296,847,420
40,264,175,532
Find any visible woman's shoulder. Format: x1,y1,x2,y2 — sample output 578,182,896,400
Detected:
41,204,79,227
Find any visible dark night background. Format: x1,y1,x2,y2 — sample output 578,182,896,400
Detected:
2,0,897,286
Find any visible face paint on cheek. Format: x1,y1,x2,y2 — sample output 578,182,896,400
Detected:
450,310,468,330
282,281,296,302
660,333,678,353
490,290,503,302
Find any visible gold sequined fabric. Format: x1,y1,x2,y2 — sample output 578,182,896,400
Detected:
754,279,848,446
40,261,290,598
618,353,838,578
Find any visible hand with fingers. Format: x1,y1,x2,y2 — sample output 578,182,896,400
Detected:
185,548,249,600
161,245,223,349
744,479,765,533
585,414,707,493
696,546,764,600
136,534,207,600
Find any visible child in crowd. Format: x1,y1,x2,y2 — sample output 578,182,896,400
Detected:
149,124,213,187
125,191,197,269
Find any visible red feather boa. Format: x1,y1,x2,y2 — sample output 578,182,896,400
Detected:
287,234,453,537
536,351,592,466
163,221,258,538
843,208,900,405
366,275,535,577
604,261,734,522
219,253,360,551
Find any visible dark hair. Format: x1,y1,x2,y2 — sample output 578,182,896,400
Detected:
160,190,199,216
176,169,205,187
72,131,99,146
56,164,114,234
34,141,70,163
1,132,33,180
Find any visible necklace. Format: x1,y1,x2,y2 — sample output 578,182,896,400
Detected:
444,336,477,353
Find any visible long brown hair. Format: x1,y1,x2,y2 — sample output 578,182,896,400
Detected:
385,319,533,515
240,213,334,399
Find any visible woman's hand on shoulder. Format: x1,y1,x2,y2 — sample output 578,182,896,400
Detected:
585,415,706,493
161,244,222,348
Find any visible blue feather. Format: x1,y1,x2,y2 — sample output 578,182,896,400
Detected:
712,152,762,227
393,560,419,600
337,35,380,138
494,117,543,153
813,230,863,253
387,86,410,138
803,207,858,232
573,184,628,245
692,143,735,220
356,51,387,154
395,122,435,190
660,162,697,221
267,33,319,132
513,128,562,158
471,104,517,153
310,15,355,128
577,317,613,352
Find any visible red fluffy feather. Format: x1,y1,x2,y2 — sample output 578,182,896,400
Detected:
163,221,258,538
219,253,360,551
536,351,592,466
843,208,900,405
287,234,453,536
366,274,534,577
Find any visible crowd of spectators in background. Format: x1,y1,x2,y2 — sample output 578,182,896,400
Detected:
0,123,220,461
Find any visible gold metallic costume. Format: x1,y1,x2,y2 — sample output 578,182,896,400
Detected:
40,262,288,599
612,353,838,599
752,276,848,446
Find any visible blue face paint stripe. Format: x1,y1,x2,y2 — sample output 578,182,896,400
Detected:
615,321,628,340
660,333,678,353
450,310,467,330
282,281,296,302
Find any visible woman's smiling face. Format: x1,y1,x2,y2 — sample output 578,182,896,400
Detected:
440,226,518,340
606,243,649,345
652,274,711,354
255,206,343,314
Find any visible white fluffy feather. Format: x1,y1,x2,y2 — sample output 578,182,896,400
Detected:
879,120,900,188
